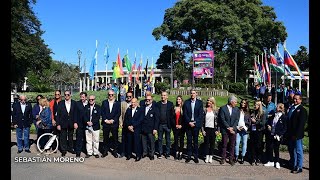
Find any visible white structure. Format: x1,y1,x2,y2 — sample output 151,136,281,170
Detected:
79,69,172,93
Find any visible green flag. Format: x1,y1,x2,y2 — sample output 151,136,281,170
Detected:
124,54,132,72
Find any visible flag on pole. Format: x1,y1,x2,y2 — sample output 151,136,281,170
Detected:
276,44,295,78
112,61,121,80
284,47,306,81
123,51,132,72
144,58,148,81
130,53,137,82
149,57,154,82
89,40,98,80
104,44,110,64
269,48,285,74
264,50,271,85
117,49,124,75
254,56,262,83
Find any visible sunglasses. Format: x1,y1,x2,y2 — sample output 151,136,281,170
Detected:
89,99,95,101
146,99,152,101
64,94,70,96
126,96,132,98
108,94,114,96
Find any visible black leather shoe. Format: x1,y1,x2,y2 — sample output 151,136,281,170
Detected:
101,152,108,158
239,158,244,164
165,155,170,159
220,159,225,165
62,152,66,157
85,154,92,158
185,158,191,163
178,154,183,160
157,154,162,159
142,154,147,158
94,155,99,158
76,153,80,157
17,150,23,154
25,149,31,153
113,153,119,158
126,156,131,160
135,157,141,162
119,153,125,158
150,156,155,160
194,158,199,163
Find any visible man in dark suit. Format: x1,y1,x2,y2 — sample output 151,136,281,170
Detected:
12,94,33,153
141,95,160,160
56,90,79,156
139,90,156,107
84,95,101,158
74,91,88,157
124,98,143,161
218,95,240,166
183,89,204,163
287,94,307,174
101,89,121,158
156,91,175,159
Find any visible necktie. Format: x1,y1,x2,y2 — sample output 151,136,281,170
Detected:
288,106,295,119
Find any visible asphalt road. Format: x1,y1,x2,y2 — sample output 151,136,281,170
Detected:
11,133,309,180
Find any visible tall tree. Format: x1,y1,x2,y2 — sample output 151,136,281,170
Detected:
153,0,287,83
11,0,52,85
292,46,309,71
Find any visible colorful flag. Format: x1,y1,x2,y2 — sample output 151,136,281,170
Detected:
130,53,137,82
124,53,132,72
112,61,121,80
149,58,154,82
254,56,262,83
269,49,284,74
276,44,295,78
117,49,124,75
144,58,148,81
89,40,98,80
284,48,306,80
264,51,271,85
104,45,109,64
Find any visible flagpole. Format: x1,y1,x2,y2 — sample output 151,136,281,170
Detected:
133,52,136,98
95,40,98,91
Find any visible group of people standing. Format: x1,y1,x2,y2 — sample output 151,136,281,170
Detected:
11,88,307,174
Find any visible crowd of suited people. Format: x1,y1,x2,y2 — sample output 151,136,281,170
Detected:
11,87,307,174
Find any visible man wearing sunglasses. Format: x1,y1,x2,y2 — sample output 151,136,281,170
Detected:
119,92,133,158
56,90,78,157
101,89,121,158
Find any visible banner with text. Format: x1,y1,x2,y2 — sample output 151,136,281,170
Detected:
193,50,214,78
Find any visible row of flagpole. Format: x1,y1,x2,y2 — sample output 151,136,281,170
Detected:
87,40,155,92
253,42,307,103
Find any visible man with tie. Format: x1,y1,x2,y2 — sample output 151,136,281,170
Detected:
141,95,159,160
287,94,307,174
183,89,204,163
84,95,101,158
101,89,121,158
124,98,143,161
56,90,79,156
218,95,240,166
12,95,33,153
75,92,88,157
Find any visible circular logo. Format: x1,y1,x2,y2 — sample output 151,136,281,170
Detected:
37,133,59,155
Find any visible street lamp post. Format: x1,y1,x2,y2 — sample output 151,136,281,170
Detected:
77,50,82,91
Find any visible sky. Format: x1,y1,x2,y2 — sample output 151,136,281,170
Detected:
32,0,309,72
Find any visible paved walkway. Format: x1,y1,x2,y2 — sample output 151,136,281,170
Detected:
11,133,309,180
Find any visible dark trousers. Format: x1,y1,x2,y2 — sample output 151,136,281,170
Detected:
249,130,263,162
221,131,236,160
75,127,85,153
102,126,119,154
158,124,171,155
127,129,142,157
186,127,200,158
173,128,185,153
265,134,281,163
51,126,60,151
141,132,155,156
204,127,216,155
60,128,74,153
37,128,53,149
121,127,128,156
